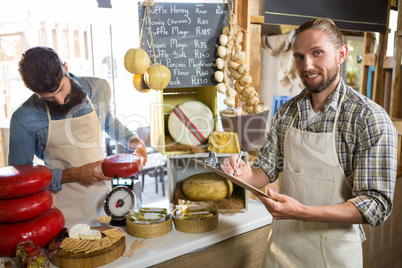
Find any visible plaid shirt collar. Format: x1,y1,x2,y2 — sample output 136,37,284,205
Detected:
298,78,346,115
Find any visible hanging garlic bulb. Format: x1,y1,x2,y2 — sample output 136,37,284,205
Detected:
216,58,225,70
213,20,263,114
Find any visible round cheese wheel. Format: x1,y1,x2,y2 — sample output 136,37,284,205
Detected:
168,101,214,146
102,154,143,178
182,172,233,201
0,207,65,256
0,190,53,223
0,164,52,199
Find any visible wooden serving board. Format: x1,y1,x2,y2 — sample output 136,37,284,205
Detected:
49,226,126,268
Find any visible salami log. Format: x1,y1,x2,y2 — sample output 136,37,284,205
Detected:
0,190,53,223
0,207,65,256
0,164,52,199
102,154,143,178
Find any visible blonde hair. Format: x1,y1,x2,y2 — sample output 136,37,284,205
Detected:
293,18,344,49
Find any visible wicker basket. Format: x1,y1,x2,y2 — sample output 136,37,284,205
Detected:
172,210,218,233
126,215,173,239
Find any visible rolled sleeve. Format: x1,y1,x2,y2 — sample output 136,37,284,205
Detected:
47,168,63,192
350,109,398,226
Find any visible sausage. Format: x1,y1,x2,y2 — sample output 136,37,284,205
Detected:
0,207,65,256
0,164,52,199
0,190,53,223
102,153,143,178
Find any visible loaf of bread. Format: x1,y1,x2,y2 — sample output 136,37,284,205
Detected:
182,172,233,201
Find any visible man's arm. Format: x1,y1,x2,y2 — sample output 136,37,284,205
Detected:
222,154,366,225
61,159,112,185
259,189,366,224
221,155,270,189
8,114,68,192
129,138,147,165
8,116,37,166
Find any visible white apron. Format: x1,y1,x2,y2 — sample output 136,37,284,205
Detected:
263,96,363,268
43,96,110,227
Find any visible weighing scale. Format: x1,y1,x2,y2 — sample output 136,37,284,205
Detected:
104,186,137,226
102,153,144,226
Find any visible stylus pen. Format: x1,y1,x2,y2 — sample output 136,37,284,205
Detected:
233,149,243,176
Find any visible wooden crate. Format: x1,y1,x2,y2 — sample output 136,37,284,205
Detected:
150,87,217,155
167,152,248,212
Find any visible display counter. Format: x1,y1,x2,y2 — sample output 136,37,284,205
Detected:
101,198,272,267
3,198,272,268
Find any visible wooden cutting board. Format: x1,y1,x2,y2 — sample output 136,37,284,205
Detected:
49,226,126,268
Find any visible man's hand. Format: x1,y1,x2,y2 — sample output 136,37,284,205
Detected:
129,138,148,166
62,160,113,185
258,188,306,220
221,154,251,176
258,188,366,224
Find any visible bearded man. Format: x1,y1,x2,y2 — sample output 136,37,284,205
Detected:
9,46,147,227
222,18,398,267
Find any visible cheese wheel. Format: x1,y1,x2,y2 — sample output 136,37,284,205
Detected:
182,172,233,201
168,101,214,146
0,190,53,223
0,164,52,198
102,153,143,178
0,207,65,256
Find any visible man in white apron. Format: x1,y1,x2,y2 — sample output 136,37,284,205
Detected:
9,47,147,227
222,18,397,267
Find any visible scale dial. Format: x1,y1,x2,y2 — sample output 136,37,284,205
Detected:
104,186,135,220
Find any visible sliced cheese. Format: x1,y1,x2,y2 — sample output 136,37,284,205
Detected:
68,223,90,239
208,131,240,153
79,229,102,240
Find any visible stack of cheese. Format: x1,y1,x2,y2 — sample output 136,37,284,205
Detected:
0,164,65,256
175,201,215,220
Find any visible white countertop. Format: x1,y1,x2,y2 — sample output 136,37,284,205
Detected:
101,198,272,268
4,199,272,268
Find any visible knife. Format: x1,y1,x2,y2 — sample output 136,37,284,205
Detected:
48,227,68,259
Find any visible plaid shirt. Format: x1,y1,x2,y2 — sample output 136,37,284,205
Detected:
254,80,398,233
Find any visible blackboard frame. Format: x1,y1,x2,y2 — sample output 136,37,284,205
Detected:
138,2,229,89
264,0,389,33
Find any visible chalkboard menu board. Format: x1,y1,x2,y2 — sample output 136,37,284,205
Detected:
138,2,229,88
264,0,388,33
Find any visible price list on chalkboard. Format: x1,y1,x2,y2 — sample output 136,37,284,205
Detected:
138,2,229,88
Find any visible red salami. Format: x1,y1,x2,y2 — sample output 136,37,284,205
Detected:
0,164,52,199
102,153,143,178
0,207,64,256
0,190,53,223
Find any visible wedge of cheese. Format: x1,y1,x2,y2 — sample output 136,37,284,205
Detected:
79,229,102,240
208,131,240,153
68,223,90,239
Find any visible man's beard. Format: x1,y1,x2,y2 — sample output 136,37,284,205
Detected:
46,77,85,116
302,63,339,94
